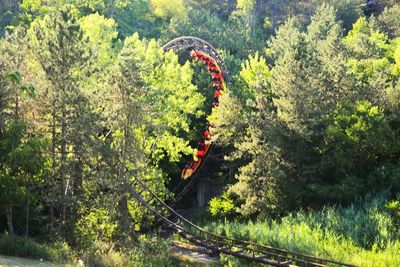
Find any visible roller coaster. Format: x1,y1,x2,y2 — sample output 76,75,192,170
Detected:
125,36,356,267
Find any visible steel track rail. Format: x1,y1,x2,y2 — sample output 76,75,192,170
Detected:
162,36,229,82
169,173,198,206
126,173,357,267
125,178,290,266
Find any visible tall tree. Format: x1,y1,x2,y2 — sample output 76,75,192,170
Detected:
379,4,400,38
28,7,94,235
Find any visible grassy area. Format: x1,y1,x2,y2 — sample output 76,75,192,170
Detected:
200,193,400,267
0,234,183,267
0,234,74,263
0,255,72,267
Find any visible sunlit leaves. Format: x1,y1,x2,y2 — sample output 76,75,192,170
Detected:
239,52,271,108
150,0,188,21
79,13,118,65
345,17,390,58
392,39,400,76
209,192,236,218
321,101,396,176
236,0,255,15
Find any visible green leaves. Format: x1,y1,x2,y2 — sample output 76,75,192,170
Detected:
209,192,236,218
79,13,118,66
149,0,188,21
0,120,47,208
6,69,22,84
19,82,36,99
5,69,36,99
320,101,396,182
239,52,271,106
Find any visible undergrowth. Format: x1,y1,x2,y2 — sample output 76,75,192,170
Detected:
0,234,74,262
0,234,180,266
201,192,400,267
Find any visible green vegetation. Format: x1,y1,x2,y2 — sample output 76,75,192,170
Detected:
1,0,400,266
0,235,73,262
204,193,400,267
0,234,180,266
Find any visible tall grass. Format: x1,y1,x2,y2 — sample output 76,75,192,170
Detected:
202,193,400,267
0,234,74,262
0,234,181,266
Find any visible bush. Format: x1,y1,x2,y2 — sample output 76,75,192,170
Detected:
125,236,176,267
82,236,178,267
368,164,400,193
209,192,236,218
74,207,117,250
385,196,400,230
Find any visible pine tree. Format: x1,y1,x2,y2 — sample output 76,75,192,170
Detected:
29,6,95,235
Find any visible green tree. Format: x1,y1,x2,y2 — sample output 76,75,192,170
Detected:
0,120,45,235
209,51,297,216
0,52,45,235
315,101,397,202
96,33,204,234
270,4,347,138
344,16,398,105
149,0,188,21
28,7,95,235
318,0,364,31
379,4,400,38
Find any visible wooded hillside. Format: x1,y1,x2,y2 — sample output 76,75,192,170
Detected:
1,0,400,266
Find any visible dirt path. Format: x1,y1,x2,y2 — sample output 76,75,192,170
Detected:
171,241,221,266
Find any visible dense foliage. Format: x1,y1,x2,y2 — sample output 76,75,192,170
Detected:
205,193,400,267
1,0,400,265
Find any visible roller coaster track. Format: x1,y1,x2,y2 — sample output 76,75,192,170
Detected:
124,172,356,267
124,37,356,266
162,36,229,82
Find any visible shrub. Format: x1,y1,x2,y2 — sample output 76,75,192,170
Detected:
125,236,176,267
209,192,236,218
74,207,117,250
368,164,400,192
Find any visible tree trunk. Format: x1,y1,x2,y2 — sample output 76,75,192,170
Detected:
25,199,30,236
5,206,14,235
118,194,138,241
15,93,19,118
49,108,56,234
60,102,67,235
49,201,54,234
109,0,115,18
73,147,83,196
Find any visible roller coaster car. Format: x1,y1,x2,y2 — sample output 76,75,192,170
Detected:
203,129,211,140
180,50,221,180
211,72,222,80
213,81,222,88
181,159,202,180
208,65,217,71
189,50,198,58
196,142,212,157
181,142,212,179
214,90,222,98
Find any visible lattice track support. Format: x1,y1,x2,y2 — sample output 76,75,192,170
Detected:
162,36,229,82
